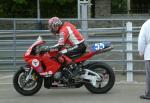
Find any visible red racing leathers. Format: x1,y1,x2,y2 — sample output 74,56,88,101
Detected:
58,22,84,46
36,22,86,64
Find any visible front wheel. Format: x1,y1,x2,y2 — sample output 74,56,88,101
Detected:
84,62,115,94
13,67,43,96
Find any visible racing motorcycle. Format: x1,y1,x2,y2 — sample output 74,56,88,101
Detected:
13,36,115,96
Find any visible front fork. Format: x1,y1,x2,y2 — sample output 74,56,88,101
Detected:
81,69,103,87
18,66,34,88
25,68,33,81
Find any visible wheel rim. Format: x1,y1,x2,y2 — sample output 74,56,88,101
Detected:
92,68,110,88
18,71,38,91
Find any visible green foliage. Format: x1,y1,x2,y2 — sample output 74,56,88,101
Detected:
111,0,127,14
40,0,77,18
0,0,77,18
39,0,74,5
13,0,74,4
13,0,27,4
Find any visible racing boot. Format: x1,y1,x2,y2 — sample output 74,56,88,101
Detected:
44,77,52,89
69,63,81,78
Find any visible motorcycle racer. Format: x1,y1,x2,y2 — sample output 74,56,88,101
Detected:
36,17,87,77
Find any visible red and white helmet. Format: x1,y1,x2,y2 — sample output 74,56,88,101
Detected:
48,17,62,34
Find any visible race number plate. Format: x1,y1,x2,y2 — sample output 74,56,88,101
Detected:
91,42,111,52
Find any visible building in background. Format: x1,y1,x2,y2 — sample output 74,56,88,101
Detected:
91,0,150,18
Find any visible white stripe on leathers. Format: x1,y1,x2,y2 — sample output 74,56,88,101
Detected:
66,26,80,45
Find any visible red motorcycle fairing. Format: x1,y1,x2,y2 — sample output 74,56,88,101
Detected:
75,51,96,63
23,36,112,77
23,36,61,76
24,37,44,57
24,53,61,76
75,45,113,63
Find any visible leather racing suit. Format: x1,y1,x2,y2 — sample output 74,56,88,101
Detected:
37,22,87,60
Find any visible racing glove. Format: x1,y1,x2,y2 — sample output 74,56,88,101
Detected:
36,44,63,54
35,45,50,54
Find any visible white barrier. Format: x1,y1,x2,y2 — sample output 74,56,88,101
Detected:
126,22,133,82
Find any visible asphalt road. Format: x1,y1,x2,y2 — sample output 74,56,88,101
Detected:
0,73,149,103
0,84,149,103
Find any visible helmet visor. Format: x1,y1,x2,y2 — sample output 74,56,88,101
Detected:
48,24,58,34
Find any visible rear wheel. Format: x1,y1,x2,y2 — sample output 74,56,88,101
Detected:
84,62,115,94
13,67,43,96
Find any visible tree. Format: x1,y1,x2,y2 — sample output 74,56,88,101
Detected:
0,0,77,18
111,0,127,14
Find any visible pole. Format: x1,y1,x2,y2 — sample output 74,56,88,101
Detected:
37,0,41,29
13,19,16,71
81,0,88,44
126,22,133,82
78,0,80,19
127,0,130,15
37,0,40,20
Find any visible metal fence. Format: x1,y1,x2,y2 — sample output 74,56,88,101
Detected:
0,18,148,82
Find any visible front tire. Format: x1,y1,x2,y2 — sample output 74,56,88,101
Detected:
13,68,43,96
84,62,115,94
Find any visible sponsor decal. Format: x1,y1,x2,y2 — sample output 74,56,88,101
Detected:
40,71,53,77
32,59,40,67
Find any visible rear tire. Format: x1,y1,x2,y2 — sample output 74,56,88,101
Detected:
84,62,115,94
13,68,43,96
